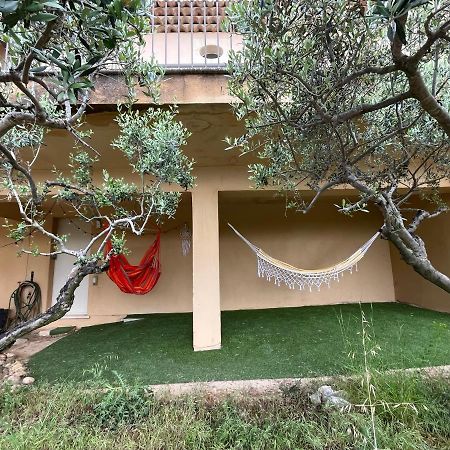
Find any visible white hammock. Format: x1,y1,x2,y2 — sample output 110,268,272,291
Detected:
228,224,380,292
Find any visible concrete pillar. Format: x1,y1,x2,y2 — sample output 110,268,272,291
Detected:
192,188,221,351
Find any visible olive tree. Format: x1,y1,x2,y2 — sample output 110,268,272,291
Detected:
0,0,194,350
227,0,450,294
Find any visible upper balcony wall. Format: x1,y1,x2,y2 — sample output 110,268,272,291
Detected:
144,0,242,70
92,1,243,104
0,2,242,106
88,1,243,105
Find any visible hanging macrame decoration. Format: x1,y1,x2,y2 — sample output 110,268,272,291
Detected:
180,223,191,256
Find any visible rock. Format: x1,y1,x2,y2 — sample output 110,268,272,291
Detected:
0,353,6,362
318,385,335,397
22,376,35,385
5,352,15,360
13,338,28,346
6,374,22,385
326,394,351,408
309,391,322,406
9,361,26,377
309,385,351,409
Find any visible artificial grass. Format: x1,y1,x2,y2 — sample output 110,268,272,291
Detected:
28,303,450,385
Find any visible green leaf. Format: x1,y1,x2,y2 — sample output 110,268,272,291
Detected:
56,91,67,103
392,0,410,15
25,2,45,13
406,0,429,11
68,89,77,104
78,66,98,77
3,12,23,28
8,29,22,45
42,1,65,10
30,65,48,72
0,0,19,14
70,80,93,89
387,22,396,42
372,4,391,18
29,12,58,22
34,48,67,70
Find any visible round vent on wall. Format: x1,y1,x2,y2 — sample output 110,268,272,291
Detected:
199,45,223,59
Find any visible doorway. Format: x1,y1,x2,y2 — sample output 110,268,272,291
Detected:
51,219,90,317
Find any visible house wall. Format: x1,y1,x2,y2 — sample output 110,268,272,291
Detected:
0,219,53,315
144,32,243,68
219,194,395,310
0,191,395,327
1,106,447,342
390,193,450,313
42,195,194,328
3,189,447,335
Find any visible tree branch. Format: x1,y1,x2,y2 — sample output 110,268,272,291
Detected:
337,64,399,88
407,70,450,137
0,143,39,203
18,19,59,84
300,179,342,214
407,207,448,233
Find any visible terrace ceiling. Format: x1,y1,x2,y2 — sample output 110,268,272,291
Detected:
32,105,251,170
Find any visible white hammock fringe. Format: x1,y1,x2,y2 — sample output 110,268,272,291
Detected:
228,223,380,292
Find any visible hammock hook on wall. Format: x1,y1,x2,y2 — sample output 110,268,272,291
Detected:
228,223,380,292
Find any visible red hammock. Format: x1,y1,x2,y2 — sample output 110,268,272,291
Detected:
104,232,161,295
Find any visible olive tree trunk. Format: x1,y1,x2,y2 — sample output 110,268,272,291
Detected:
378,195,450,294
0,261,106,352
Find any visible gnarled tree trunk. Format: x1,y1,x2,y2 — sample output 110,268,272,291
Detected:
378,195,450,294
0,261,107,352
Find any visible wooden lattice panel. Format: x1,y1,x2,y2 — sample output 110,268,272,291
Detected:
152,1,230,33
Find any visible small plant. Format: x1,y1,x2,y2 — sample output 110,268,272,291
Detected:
345,305,432,450
0,384,27,418
92,371,153,430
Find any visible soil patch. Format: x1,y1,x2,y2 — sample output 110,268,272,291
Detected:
8,332,64,363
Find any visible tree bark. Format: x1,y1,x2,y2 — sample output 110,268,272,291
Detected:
0,261,106,352
407,70,450,138
378,196,450,294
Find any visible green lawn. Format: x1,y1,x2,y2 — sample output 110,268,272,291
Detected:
29,303,450,385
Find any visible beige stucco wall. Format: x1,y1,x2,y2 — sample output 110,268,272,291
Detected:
0,191,396,326
0,218,53,312
390,194,450,313
1,105,447,339
220,194,395,310
39,195,194,328
87,223,194,317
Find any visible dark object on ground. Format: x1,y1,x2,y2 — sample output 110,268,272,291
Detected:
0,308,10,332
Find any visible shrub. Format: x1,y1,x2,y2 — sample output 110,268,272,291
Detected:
91,372,153,429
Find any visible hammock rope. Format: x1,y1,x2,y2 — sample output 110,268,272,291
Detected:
104,232,161,295
228,224,380,292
